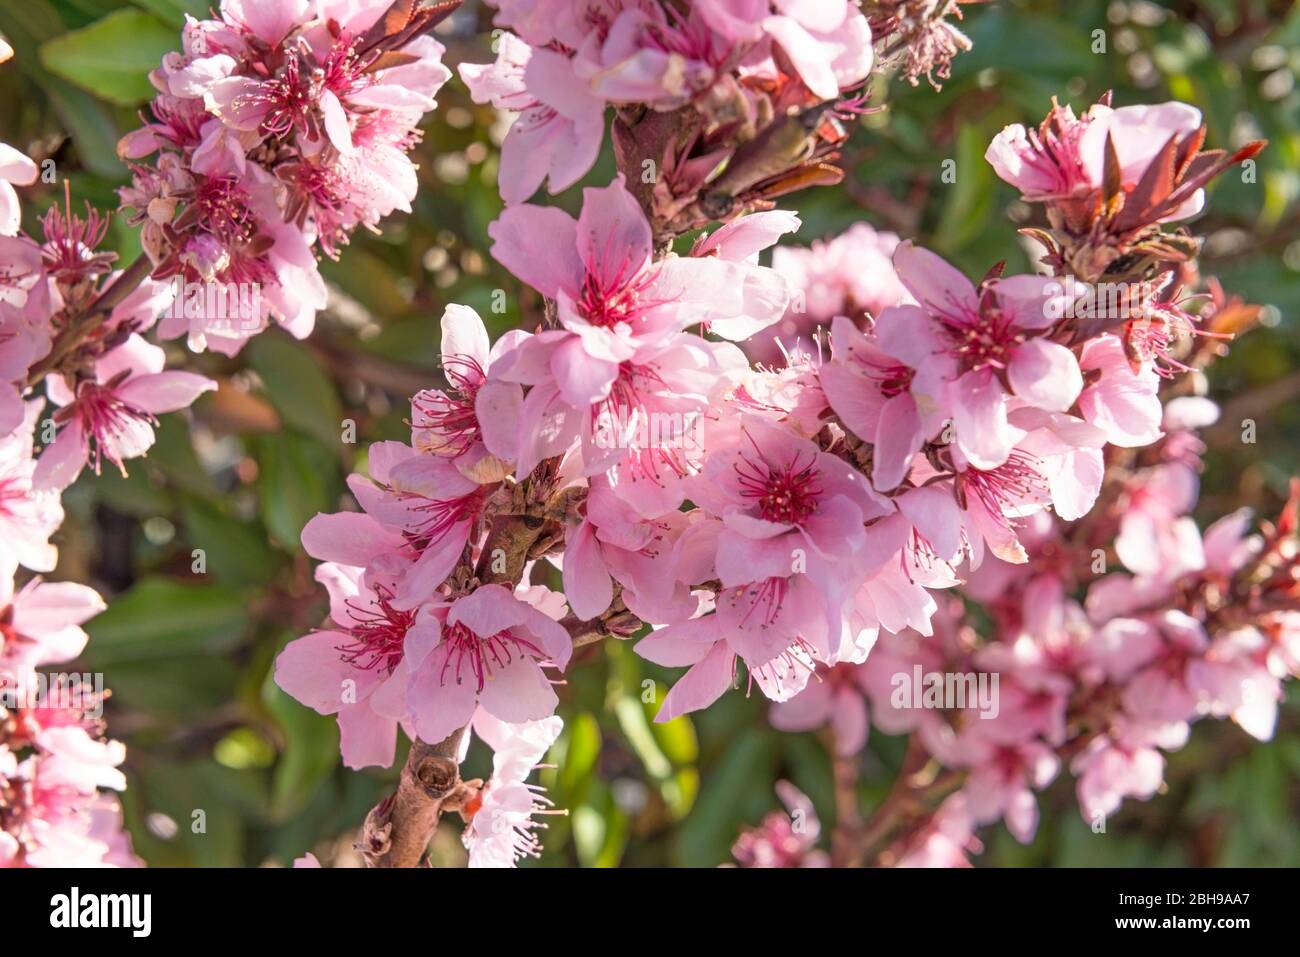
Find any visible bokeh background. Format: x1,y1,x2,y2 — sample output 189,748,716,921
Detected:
1,0,1297,866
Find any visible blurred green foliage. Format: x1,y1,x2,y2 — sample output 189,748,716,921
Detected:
1,0,1296,866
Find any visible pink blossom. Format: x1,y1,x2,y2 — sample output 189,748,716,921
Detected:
463,712,564,867
0,143,38,237
768,663,869,756
1072,718,1186,823
275,559,439,769
888,242,1082,470
33,335,216,490
119,0,451,350
957,738,1059,843
343,440,492,609
752,221,908,363
988,100,1207,222
1077,334,1163,448
732,780,829,867
0,400,64,572
410,304,523,473
460,32,606,205
403,585,572,746
488,176,757,485
0,569,104,689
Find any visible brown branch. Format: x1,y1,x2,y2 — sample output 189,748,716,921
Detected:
358,479,578,867
830,746,865,866
560,596,644,650
26,253,154,386
357,728,481,868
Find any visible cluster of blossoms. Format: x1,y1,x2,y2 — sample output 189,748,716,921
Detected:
0,555,135,867
117,0,454,354
462,0,875,231
278,8,1284,863
0,398,135,865
6,0,1279,871
0,2,464,867
0,142,148,865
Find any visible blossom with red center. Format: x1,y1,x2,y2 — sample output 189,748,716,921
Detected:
486,178,792,500
39,191,115,287
562,477,698,622
821,315,949,491
690,413,887,592
275,559,439,770
342,440,494,610
409,305,522,473
33,335,215,491
403,585,572,746
885,243,1087,471
952,449,1052,566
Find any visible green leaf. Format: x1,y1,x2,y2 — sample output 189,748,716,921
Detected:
254,432,338,551
263,662,341,821
38,9,177,106
128,0,209,28
933,123,996,257
180,497,279,587
557,711,602,798
102,655,240,719
0,0,127,179
83,577,251,664
247,333,345,448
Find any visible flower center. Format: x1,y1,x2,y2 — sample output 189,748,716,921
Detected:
957,452,1045,526
439,621,544,693
395,484,486,548
578,258,662,329
258,54,317,138
412,356,487,456
62,379,157,475
940,303,1023,374
337,585,412,674
735,449,822,525
194,176,259,246
866,360,915,398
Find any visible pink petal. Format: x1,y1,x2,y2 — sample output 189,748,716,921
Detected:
635,617,723,667
116,371,216,414
550,336,619,406
337,703,397,770
952,370,1021,470
474,380,523,461
891,242,977,320
562,522,614,621
300,512,405,566
575,176,652,292
274,631,357,715
488,204,582,299
762,16,837,99
476,656,559,724
32,420,88,491
1007,338,1082,412
407,646,479,744
655,641,734,722
871,392,923,490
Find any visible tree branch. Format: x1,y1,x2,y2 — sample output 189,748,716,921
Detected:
357,728,480,868
26,252,154,386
